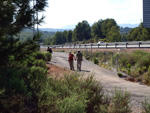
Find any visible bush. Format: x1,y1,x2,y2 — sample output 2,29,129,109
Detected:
137,54,150,69
29,66,47,85
23,51,48,67
118,73,123,77
0,68,28,94
93,57,99,64
0,94,27,113
33,59,47,69
142,98,150,113
32,51,47,61
56,94,87,113
143,66,150,85
110,89,131,113
45,52,52,61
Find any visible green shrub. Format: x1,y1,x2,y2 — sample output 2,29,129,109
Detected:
56,94,87,113
143,66,150,85
28,66,47,93
0,94,28,113
137,54,150,69
61,50,65,52
45,52,52,61
37,73,109,113
33,59,47,69
32,51,47,61
130,66,139,78
132,50,147,63
93,57,99,64
118,73,123,77
142,98,150,113
110,89,131,113
23,51,48,67
0,68,28,94
126,63,131,75
29,66,47,80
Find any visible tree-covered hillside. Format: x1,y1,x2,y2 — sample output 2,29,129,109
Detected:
13,29,55,42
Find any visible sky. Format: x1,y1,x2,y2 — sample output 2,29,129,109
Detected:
39,0,143,28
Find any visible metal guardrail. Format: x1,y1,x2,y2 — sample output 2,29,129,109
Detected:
41,41,150,49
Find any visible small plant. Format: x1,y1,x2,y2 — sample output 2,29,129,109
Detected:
32,51,47,61
33,59,47,69
93,57,99,64
110,89,131,113
56,50,65,52
86,56,90,60
127,63,131,75
118,72,123,77
143,66,150,85
56,95,87,113
142,98,150,113
45,52,52,61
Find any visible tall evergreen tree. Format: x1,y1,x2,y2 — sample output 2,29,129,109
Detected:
66,30,73,42
73,20,91,41
127,23,150,41
0,0,48,67
91,19,104,41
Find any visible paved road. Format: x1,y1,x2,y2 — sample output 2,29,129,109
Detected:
51,52,150,109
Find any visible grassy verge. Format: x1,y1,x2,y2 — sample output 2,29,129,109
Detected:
83,50,150,86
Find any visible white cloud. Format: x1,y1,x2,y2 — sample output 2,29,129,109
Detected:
39,0,143,28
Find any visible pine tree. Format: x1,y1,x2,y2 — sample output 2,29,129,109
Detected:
0,0,47,67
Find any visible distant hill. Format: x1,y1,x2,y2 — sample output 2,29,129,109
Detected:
39,28,69,32
38,23,139,32
61,25,76,29
61,23,139,29
118,24,139,28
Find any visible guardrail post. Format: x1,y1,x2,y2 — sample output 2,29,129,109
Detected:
85,44,88,57
126,43,128,48
79,45,81,51
139,42,141,48
76,44,77,52
116,54,118,71
70,44,72,51
115,43,117,48
112,52,114,64
98,44,100,52
91,44,93,61
106,44,108,48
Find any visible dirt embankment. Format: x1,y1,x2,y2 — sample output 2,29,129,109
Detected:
47,63,73,78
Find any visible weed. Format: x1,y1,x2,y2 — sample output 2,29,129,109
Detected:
118,73,123,77
110,89,131,113
45,52,52,61
93,57,99,64
142,98,150,113
143,66,150,86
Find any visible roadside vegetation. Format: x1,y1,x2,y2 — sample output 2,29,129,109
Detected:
83,50,150,86
0,59,133,113
16,29,55,43
2,48,150,112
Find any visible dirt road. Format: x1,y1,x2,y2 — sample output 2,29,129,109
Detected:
51,52,150,109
